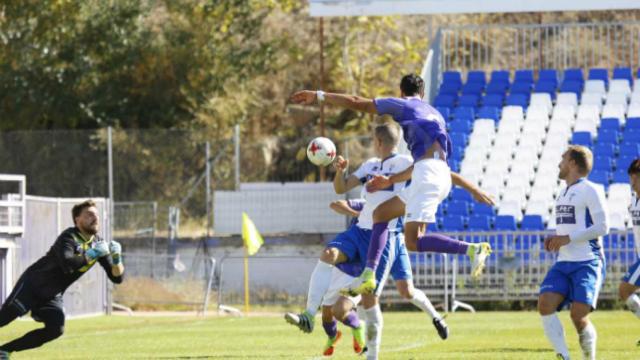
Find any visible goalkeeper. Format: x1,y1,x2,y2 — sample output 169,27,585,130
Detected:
0,200,124,359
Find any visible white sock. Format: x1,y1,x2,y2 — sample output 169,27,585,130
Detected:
579,322,597,360
305,261,333,315
541,313,570,358
409,289,440,319
626,294,640,318
357,305,367,327
364,305,383,360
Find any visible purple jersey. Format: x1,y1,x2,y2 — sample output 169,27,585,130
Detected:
374,96,452,162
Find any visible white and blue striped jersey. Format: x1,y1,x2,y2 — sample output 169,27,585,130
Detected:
351,154,413,231
554,178,610,262
631,193,640,258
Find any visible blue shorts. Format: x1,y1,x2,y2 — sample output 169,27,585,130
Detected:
390,239,412,281
327,225,407,293
539,259,606,310
622,259,640,286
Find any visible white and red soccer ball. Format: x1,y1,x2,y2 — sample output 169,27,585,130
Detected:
306,137,336,166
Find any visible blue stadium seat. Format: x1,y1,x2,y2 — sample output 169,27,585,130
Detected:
593,156,614,172
473,203,495,216
623,130,640,143
613,168,630,183
458,94,480,108
451,187,473,202
515,69,534,84
450,160,461,173
491,70,511,84
588,68,609,86
436,201,447,217
560,80,583,97
599,118,621,131
597,129,619,144
461,82,484,95
533,81,557,99
572,132,592,147
453,107,475,121
564,68,584,83
443,71,462,86
482,94,504,107
617,156,636,172
438,82,460,95
636,68,640,80
627,118,640,131
613,67,633,85
477,106,500,122
427,222,440,232
521,215,544,230
434,94,457,108
620,143,640,157
593,143,616,157
588,170,610,186
538,69,558,84
467,70,486,85
468,215,492,231
450,133,468,147
506,93,529,108
449,120,471,134
485,82,509,95
441,215,466,231
447,200,470,217
510,82,532,95
436,107,451,120
495,215,517,231
451,146,465,161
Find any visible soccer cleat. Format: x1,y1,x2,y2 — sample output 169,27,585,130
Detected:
352,325,366,354
323,330,342,356
432,316,449,340
284,311,315,333
470,242,492,278
340,268,376,296
555,354,568,360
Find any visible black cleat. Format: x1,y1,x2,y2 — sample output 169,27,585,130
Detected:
432,317,449,340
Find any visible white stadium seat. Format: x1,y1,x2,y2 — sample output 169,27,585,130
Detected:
627,103,640,118
584,79,606,95
552,104,576,120
556,92,578,108
609,79,631,97
525,201,551,222
576,104,600,124
573,118,598,137
498,200,524,221
601,104,627,125
631,92,640,105
605,92,628,111
530,94,553,115
526,105,550,123
580,92,603,111
502,106,525,122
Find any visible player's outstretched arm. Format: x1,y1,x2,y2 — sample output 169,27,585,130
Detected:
366,165,414,192
290,90,378,114
451,172,495,206
329,200,360,218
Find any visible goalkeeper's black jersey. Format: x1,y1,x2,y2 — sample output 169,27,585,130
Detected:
23,227,123,299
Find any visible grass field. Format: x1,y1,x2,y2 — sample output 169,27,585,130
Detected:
3,311,640,359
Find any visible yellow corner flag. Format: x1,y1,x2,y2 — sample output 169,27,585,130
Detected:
242,212,263,256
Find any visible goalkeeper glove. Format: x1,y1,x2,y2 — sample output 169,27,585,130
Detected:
109,240,122,265
86,241,109,261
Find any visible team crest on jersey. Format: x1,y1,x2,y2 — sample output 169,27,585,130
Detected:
556,205,576,224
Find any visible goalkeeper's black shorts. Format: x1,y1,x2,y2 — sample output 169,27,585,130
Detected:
0,271,64,326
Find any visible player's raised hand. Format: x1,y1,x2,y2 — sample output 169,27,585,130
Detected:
470,188,496,206
290,90,317,105
544,235,570,252
333,155,348,172
366,175,392,192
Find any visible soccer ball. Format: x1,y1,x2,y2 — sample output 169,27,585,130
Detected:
306,137,336,166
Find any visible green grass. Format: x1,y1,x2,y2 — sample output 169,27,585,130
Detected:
4,311,640,359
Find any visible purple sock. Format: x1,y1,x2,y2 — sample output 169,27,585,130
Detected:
417,233,469,255
340,310,361,329
366,222,389,269
323,320,338,338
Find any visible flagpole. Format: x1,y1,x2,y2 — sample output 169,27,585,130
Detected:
244,244,250,314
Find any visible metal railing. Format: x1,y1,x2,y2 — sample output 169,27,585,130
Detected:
423,21,640,101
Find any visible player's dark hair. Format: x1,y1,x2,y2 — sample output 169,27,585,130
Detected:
72,200,96,225
566,145,593,175
628,158,640,175
400,74,424,97
374,122,400,147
